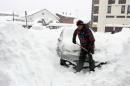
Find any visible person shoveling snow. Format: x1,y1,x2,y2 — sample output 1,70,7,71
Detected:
58,20,107,73
72,20,95,72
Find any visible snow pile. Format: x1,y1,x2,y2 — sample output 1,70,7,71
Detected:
0,22,62,86
0,22,130,86
94,29,130,62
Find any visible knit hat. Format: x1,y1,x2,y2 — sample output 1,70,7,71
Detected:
76,20,84,26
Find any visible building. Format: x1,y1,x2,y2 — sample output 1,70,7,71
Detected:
23,9,60,25
22,9,75,26
56,13,75,24
46,13,75,29
91,0,130,32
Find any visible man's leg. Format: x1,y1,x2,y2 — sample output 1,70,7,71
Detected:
75,49,86,72
88,54,95,71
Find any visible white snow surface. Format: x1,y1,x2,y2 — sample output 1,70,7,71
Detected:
0,22,130,86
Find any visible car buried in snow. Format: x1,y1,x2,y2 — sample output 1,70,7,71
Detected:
56,27,108,70
57,26,95,66
57,26,80,62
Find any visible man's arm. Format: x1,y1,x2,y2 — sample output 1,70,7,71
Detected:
87,29,95,54
88,29,95,42
72,29,77,44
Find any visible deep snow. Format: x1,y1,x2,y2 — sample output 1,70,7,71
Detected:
0,22,130,86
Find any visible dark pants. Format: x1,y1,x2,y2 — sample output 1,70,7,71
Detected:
75,48,95,72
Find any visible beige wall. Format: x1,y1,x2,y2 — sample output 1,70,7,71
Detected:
93,0,130,32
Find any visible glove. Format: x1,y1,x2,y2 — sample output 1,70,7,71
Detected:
73,40,76,44
88,42,95,54
89,49,94,54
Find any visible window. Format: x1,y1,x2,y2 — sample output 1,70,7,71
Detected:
121,5,125,14
93,16,98,22
92,27,97,32
127,5,130,14
107,6,111,13
93,6,99,14
108,0,115,4
105,27,114,32
115,27,122,32
94,0,99,4
119,0,126,4
105,27,122,33
116,16,125,18
106,16,115,18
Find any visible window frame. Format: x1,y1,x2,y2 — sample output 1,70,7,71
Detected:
93,6,99,14
108,0,115,4
118,0,126,4
116,16,125,18
127,16,130,18
93,16,98,22
105,27,114,32
94,0,99,4
121,5,125,14
106,16,115,18
127,5,130,14
107,6,112,14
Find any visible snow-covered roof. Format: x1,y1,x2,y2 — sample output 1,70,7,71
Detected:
25,9,60,23
47,23,74,27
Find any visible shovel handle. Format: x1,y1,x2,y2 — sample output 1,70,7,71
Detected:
76,43,92,55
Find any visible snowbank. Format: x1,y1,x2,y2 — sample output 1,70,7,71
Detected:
0,22,130,86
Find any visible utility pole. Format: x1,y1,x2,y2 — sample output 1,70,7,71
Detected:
90,0,94,29
12,12,14,22
25,11,28,28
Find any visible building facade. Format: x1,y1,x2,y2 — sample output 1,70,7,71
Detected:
25,9,60,25
92,0,130,32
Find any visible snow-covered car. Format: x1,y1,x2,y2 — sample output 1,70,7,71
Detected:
57,27,108,71
57,26,96,66
57,26,82,66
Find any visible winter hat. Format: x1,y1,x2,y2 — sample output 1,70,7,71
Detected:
76,20,84,26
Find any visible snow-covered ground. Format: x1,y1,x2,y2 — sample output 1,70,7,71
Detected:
0,22,130,86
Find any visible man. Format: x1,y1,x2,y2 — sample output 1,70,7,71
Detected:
72,20,95,72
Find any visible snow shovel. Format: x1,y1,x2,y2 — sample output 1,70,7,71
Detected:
76,43,91,54
76,43,108,69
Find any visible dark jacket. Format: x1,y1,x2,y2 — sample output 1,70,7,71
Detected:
72,25,95,53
